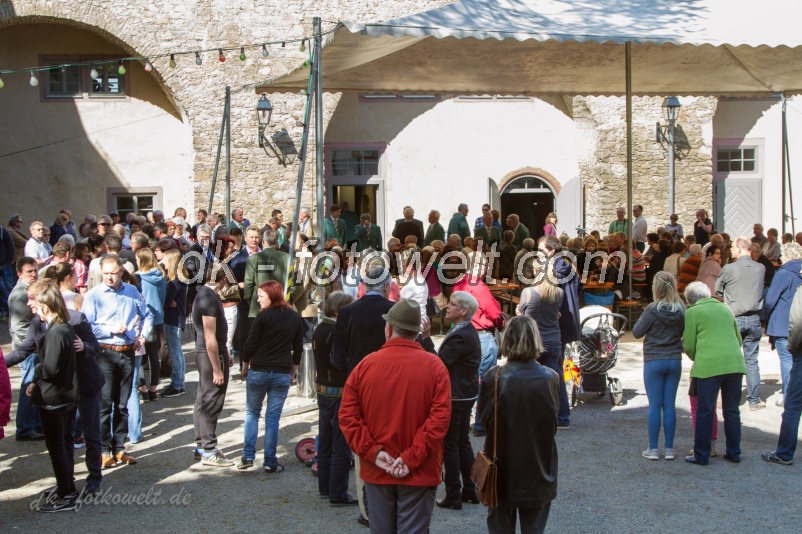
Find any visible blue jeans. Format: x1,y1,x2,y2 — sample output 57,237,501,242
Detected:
164,324,185,390
774,337,793,398
127,355,143,443
539,344,571,426
775,352,802,461
0,264,14,317
243,371,290,467
317,393,351,500
693,373,743,464
473,331,499,432
736,315,762,405
643,359,682,449
16,353,43,437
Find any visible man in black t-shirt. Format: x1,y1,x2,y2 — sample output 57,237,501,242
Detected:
191,278,234,467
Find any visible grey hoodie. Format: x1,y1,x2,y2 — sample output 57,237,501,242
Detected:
632,302,685,361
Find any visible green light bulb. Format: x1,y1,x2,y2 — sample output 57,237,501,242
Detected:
169,54,176,68
118,63,126,75
240,47,246,61
0,77,4,89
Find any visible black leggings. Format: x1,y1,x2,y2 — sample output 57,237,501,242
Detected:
143,324,163,387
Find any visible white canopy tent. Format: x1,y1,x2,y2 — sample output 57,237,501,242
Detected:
258,0,802,96
256,1,802,298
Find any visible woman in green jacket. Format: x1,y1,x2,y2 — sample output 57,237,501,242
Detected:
682,281,747,466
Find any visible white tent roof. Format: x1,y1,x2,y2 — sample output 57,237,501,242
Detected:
257,0,802,96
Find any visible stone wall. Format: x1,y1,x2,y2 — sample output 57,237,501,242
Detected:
1,0,455,224
575,96,717,235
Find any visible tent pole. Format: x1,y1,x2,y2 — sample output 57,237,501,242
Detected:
208,87,229,215
782,96,787,235
626,42,633,302
225,86,231,235
313,16,326,317
288,73,315,282
786,115,795,235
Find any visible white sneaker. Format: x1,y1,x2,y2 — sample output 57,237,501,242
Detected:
642,448,660,460
664,448,675,460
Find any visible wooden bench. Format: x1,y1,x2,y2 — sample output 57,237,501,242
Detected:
495,293,520,316
615,299,643,329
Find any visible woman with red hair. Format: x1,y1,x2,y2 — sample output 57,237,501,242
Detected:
237,280,304,473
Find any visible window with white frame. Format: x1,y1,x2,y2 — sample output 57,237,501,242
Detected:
112,193,157,220
716,146,757,173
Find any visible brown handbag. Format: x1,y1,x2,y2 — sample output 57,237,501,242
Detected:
470,367,500,508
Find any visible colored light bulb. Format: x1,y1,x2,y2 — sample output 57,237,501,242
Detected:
144,60,153,73
169,54,176,68
195,52,202,66
0,76,4,89
262,44,269,57
300,40,306,52
218,49,225,62
240,47,246,61
117,61,126,75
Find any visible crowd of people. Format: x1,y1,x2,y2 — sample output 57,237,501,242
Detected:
0,202,800,534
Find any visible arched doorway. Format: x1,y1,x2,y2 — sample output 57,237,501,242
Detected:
500,175,556,239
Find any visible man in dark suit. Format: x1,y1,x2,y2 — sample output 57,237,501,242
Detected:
243,228,290,319
420,291,481,509
474,212,501,251
423,210,446,247
392,207,424,245
354,214,383,252
5,280,105,494
339,202,359,245
331,264,394,526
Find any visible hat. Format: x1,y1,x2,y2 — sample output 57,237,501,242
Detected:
382,299,422,333
109,210,119,216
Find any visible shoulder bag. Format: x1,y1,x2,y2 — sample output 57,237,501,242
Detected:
470,367,500,508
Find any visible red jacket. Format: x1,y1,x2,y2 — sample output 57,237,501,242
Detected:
339,337,451,486
453,275,505,331
0,349,11,441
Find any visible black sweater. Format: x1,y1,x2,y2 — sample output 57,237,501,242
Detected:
312,319,347,388
242,307,303,373
35,322,80,406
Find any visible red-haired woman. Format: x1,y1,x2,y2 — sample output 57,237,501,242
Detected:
237,280,304,473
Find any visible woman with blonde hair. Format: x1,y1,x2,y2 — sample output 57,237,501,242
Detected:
160,249,188,398
543,213,558,237
26,279,80,511
44,262,83,311
516,256,568,428
134,248,166,402
477,315,559,532
632,271,685,460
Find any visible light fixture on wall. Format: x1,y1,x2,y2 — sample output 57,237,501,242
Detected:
656,96,682,215
29,71,38,87
256,93,274,148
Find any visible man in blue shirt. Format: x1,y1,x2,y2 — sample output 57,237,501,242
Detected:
82,255,153,468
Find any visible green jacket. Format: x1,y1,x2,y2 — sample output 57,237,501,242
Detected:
354,223,383,252
682,298,747,379
447,213,470,243
423,222,445,247
474,225,501,250
243,247,291,317
513,223,531,251
324,217,347,247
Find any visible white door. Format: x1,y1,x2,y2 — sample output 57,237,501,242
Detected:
714,178,762,238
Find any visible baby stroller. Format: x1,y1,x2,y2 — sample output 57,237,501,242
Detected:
563,305,628,406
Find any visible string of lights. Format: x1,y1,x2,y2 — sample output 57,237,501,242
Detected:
0,22,341,88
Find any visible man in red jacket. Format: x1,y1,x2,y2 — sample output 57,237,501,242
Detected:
339,299,451,534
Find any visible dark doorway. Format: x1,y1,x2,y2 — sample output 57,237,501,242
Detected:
500,176,556,239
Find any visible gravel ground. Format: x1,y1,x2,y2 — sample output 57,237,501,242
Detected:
1,325,800,533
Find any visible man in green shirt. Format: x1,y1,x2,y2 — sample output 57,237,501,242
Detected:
608,207,629,236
